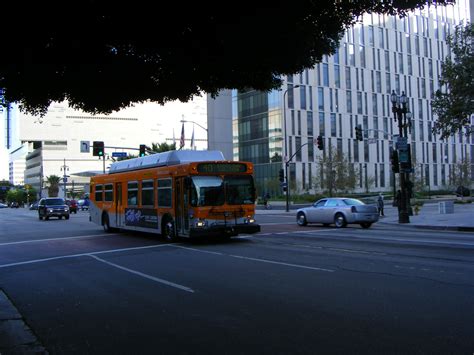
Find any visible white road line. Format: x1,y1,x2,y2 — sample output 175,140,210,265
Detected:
0,234,117,247
173,245,334,273
0,244,169,269
228,254,334,272
89,255,194,293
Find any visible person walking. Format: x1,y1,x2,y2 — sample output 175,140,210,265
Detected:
377,193,384,217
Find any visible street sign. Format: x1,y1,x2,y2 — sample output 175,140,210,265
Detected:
367,138,377,144
112,152,127,158
396,137,408,151
398,150,409,163
80,141,90,153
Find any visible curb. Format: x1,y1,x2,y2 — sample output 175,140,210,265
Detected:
0,290,48,355
377,220,474,232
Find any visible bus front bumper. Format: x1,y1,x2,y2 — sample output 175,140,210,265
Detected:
189,223,261,238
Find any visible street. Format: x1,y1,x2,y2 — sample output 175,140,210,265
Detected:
1,208,474,354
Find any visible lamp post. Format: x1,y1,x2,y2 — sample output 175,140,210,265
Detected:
60,158,69,200
283,85,300,212
181,119,208,149
390,90,412,224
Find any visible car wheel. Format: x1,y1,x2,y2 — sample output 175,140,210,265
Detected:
296,212,307,226
39,215,43,220
65,215,70,220
45,216,49,221
334,213,347,228
162,218,177,242
360,222,372,229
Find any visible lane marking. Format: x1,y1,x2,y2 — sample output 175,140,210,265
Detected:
0,234,118,247
0,244,169,269
89,255,194,293
173,245,334,273
228,254,334,272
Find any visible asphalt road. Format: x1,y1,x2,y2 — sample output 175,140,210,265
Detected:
1,208,474,354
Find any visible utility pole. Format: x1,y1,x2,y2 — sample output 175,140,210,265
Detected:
60,158,69,200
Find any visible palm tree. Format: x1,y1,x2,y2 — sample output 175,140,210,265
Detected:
46,175,61,197
151,142,176,153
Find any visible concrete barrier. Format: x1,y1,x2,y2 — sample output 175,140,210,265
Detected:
438,201,454,214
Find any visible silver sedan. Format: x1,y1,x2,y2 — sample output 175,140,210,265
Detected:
296,197,379,229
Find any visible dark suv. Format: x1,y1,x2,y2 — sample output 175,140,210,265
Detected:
38,198,70,220
66,199,78,213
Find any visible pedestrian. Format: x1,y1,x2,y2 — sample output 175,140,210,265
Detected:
263,192,270,209
377,193,384,217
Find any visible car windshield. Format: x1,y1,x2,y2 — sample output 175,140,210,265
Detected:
45,199,65,206
190,175,255,207
342,198,365,206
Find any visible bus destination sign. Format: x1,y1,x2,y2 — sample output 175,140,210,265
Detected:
197,163,247,174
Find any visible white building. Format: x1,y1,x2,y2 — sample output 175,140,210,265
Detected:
3,96,208,198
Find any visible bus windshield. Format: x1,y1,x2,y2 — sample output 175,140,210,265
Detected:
190,175,255,207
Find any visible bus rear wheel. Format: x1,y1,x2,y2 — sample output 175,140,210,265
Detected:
162,219,177,242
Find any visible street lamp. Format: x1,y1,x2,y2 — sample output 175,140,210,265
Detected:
283,84,300,212
181,119,208,149
390,90,412,223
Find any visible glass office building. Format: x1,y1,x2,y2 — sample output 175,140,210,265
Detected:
232,2,473,196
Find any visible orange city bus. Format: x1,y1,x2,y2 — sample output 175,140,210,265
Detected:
89,150,260,240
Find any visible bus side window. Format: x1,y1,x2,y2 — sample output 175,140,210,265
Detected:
95,185,103,202
127,181,138,206
157,178,172,207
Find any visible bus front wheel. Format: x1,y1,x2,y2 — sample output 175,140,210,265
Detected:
162,219,177,242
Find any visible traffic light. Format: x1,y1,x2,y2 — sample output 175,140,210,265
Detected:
93,141,104,157
390,150,400,173
139,144,146,157
316,135,324,150
355,124,363,141
278,168,284,182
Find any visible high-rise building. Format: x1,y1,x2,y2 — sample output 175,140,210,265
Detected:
229,2,473,196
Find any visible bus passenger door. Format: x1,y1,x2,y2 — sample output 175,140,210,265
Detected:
115,182,122,227
175,178,190,236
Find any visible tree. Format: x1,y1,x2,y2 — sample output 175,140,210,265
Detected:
151,142,177,153
450,158,471,188
432,22,474,139
0,1,452,116
314,147,357,196
46,175,61,197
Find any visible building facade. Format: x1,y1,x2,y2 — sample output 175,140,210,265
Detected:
3,96,207,198
232,2,473,196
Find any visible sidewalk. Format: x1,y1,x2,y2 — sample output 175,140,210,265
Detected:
256,199,474,232
378,201,474,232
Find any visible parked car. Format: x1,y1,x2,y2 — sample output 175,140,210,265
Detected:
66,199,78,213
10,201,19,208
29,201,39,210
38,198,70,220
296,197,379,229
78,198,90,211
0,202,8,208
